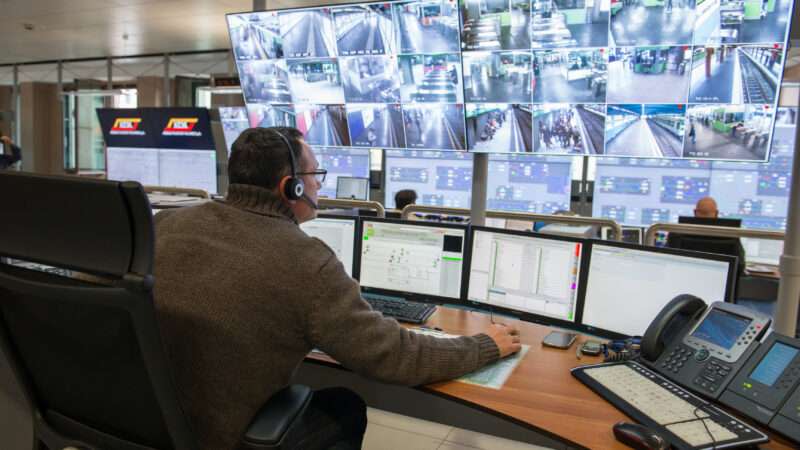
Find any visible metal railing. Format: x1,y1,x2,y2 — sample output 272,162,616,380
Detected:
317,198,386,218
143,185,210,199
645,223,785,246
400,205,623,240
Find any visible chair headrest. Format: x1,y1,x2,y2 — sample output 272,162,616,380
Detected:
0,172,154,277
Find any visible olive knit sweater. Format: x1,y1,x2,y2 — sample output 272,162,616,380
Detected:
153,184,499,450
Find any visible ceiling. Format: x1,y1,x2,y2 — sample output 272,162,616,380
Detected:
1,0,799,66
0,0,354,65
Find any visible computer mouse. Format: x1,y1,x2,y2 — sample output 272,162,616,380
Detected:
612,422,669,450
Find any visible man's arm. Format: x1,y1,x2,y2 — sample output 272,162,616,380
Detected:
306,253,519,387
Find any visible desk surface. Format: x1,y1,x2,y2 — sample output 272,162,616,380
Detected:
309,307,795,450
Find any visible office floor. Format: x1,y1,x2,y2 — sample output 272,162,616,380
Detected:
363,407,551,450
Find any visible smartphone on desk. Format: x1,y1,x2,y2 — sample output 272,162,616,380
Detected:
542,330,578,349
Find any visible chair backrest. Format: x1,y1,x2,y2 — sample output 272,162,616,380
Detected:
0,172,196,450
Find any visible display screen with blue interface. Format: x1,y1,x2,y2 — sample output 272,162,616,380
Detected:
750,342,799,387
384,150,473,209
314,147,370,198
227,1,794,160
487,154,572,213
593,107,796,230
691,309,752,350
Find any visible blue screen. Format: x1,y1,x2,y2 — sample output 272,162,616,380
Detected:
691,309,752,350
750,342,799,387
487,154,572,213
314,147,370,198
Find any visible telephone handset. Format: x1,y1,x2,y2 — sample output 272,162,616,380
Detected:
641,294,706,362
640,295,771,400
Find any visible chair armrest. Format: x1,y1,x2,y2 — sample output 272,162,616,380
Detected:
240,385,313,449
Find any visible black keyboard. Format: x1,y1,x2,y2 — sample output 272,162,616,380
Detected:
362,293,436,324
572,361,768,450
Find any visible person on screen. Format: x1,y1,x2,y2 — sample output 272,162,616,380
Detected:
694,197,719,218
152,127,520,450
394,189,418,211
0,134,22,170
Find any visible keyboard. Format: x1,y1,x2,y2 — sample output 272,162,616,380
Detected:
572,361,768,450
362,293,436,324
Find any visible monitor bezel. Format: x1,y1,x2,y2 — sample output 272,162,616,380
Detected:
576,239,738,340
304,213,360,277
336,176,371,201
355,217,469,305
461,225,590,329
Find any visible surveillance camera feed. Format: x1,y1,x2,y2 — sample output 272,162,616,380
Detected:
227,0,792,160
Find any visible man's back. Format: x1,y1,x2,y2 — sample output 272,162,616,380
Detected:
154,191,321,449
154,184,501,450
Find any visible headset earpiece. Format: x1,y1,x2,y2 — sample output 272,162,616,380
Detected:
283,176,304,201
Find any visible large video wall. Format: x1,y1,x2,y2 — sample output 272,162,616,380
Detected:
227,0,793,161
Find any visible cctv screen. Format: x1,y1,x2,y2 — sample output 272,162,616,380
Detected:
219,107,250,155
227,1,793,161
299,217,357,276
581,244,732,337
467,229,583,322
359,220,465,299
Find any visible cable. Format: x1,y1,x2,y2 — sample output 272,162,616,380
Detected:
693,407,717,450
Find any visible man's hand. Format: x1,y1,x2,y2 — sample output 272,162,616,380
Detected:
485,323,522,358
0,136,12,146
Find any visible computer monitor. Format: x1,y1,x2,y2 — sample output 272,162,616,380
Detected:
678,216,742,228
580,242,737,339
299,215,357,277
336,177,370,201
357,218,466,302
465,227,586,326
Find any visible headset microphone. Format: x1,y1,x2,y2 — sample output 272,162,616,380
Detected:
301,193,319,210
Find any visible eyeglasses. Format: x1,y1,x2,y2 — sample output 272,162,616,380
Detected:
297,169,327,183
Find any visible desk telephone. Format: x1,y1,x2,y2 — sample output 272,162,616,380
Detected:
575,294,800,448
639,294,771,400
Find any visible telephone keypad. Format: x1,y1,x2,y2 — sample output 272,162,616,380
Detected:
661,346,695,374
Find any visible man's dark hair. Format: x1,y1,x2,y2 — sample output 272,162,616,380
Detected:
394,189,418,210
228,127,305,189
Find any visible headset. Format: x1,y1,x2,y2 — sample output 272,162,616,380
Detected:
272,129,317,209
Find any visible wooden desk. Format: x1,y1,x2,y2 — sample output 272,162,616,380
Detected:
308,307,796,449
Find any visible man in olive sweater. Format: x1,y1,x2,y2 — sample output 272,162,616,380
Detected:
153,127,521,450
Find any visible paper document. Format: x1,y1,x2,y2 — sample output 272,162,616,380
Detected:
457,345,530,390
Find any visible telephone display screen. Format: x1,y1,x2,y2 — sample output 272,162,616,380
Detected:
750,342,799,387
691,309,752,350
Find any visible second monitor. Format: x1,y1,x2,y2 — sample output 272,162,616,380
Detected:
465,227,586,326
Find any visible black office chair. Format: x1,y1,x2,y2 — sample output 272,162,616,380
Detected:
0,172,311,450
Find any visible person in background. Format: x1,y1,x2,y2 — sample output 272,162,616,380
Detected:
694,197,719,218
394,189,418,211
0,134,21,170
